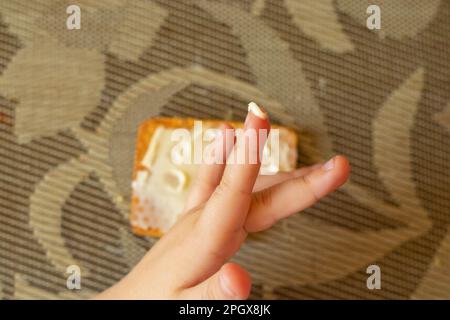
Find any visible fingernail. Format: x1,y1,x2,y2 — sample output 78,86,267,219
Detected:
322,157,335,171
219,272,237,299
248,101,268,119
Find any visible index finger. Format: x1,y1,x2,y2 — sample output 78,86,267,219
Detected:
184,123,234,212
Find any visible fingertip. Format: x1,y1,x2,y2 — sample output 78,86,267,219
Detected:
220,263,252,300
216,123,235,162
310,155,350,198
333,155,351,185
246,104,271,132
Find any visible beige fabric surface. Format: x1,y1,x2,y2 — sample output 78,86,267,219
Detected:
0,0,449,299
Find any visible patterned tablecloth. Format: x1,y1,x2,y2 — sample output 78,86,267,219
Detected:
0,0,449,299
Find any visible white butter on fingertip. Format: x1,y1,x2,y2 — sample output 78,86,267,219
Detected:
248,101,268,119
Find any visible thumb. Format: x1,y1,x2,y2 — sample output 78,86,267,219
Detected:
179,263,251,300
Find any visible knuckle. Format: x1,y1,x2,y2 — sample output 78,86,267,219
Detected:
216,177,252,198
255,189,273,208
247,192,276,232
298,174,320,202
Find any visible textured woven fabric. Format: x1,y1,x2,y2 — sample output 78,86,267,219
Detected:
0,0,449,299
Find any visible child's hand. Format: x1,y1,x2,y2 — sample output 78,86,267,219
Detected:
95,108,350,300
